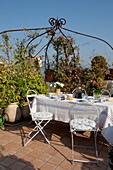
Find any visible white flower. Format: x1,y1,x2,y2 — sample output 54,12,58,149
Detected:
49,83,53,87
53,82,64,88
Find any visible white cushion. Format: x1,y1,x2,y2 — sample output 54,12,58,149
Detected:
70,118,96,131
32,112,53,120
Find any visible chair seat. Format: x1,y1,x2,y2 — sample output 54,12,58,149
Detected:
33,112,53,120
70,118,96,131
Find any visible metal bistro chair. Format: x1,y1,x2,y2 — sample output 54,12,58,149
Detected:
24,90,53,146
101,89,111,99
69,102,100,163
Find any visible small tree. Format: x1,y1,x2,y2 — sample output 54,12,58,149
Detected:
91,55,108,79
0,33,13,64
50,35,78,72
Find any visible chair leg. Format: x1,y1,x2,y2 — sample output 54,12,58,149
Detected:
71,131,99,163
38,123,50,144
24,125,40,146
71,131,75,162
94,131,99,160
24,120,51,146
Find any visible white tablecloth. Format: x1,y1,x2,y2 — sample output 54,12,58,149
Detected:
32,94,113,145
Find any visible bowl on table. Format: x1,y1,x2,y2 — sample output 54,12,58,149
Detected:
50,93,59,99
66,94,73,100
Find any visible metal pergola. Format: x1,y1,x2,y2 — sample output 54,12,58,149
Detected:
0,17,113,70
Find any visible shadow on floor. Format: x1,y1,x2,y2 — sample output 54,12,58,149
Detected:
0,150,38,170
2,120,110,170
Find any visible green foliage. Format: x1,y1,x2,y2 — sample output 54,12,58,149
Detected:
13,37,39,61
0,59,48,110
0,32,40,64
49,35,79,71
0,114,5,129
91,55,108,79
0,63,19,109
56,56,108,94
0,34,48,110
0,32,110,109
0,33,13,64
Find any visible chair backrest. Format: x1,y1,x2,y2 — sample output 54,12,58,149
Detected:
69,103,99,129
101,89,111,98
26,90,37,114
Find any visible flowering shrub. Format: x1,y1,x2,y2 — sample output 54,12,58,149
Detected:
87,78,107,95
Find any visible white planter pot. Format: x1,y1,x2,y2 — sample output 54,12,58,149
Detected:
5,103,22,123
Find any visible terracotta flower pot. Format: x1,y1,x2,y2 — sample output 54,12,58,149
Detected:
4,103,22,123
20,102,30,119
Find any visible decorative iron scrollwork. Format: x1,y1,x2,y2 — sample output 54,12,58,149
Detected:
0,17,112,50
49,18,66,28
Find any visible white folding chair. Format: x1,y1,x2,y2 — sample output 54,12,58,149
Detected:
69,102,99,163
24,90,53,146
101,89,111,100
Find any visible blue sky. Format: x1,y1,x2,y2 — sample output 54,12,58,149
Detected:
0,0,113,67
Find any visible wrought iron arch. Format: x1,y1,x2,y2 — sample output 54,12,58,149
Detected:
0,17,113,69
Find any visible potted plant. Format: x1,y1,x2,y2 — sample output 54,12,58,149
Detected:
0,62,22,123
0,34,49,122
16,59,49,119
0,59,49,122
45,68,56,82
53,81,64,93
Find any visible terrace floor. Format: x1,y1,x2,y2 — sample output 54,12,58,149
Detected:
0,120,111,170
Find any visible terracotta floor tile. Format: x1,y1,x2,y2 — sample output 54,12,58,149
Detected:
22,165,36,170
4,142,21,151
23,155,35,163
48,155,64,166
28,142,41,149
74,164,90,170
61,146,72,157
9,160,27,170
0,164,10,170
0,135,15,142
56,166,66,170
36,143,51,152
28,150,43,158
0,157,16,167
51,143,64,150
0,155,6,163
1,149,17,156
32,158,45,169
41,162,57,170
39,153,53,161
45,146,58,156
14,151,27,159
0,120,109,170
0,139,9,146
55,151,67,160
60,159,75,170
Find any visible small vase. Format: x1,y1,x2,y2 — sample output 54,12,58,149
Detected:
94,93,101,100
56,88,61,93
